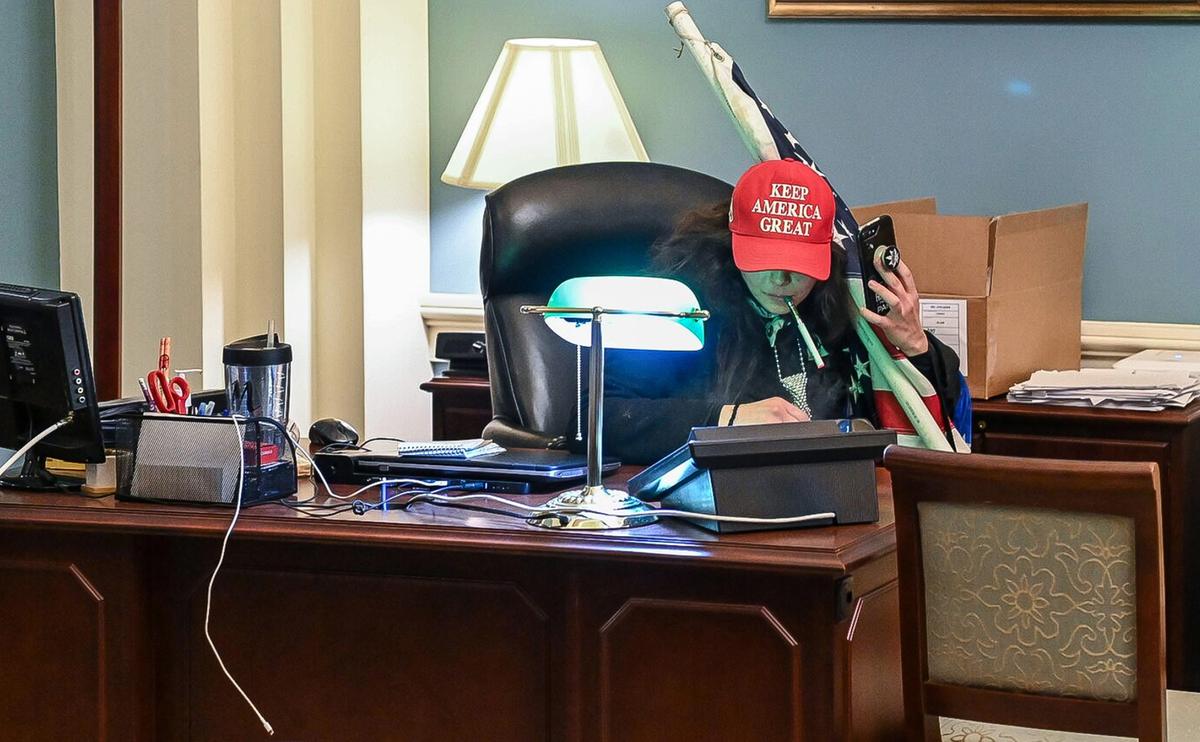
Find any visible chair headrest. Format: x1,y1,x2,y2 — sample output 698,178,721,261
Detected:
480,162,733,300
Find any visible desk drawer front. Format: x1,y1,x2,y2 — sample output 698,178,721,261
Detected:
977,432,1169,472
598,597,803,742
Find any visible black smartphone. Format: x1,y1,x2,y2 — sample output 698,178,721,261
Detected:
857,215,901,316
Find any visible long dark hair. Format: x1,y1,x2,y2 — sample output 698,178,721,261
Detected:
651,200,857,400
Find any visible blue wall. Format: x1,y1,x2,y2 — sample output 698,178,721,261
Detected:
0,0,59,288
430,0,1199,324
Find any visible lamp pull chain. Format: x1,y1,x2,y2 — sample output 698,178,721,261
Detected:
575,345,583,441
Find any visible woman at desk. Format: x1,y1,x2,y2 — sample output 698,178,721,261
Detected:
593,159,961,464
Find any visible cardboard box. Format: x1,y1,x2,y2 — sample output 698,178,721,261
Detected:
850,198,1088,399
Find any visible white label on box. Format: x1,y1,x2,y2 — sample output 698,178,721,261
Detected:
920,299,968,376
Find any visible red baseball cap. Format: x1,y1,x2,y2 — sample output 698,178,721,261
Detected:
729,159,836,281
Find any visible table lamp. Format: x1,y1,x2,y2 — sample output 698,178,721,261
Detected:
521,276,709,530
441,38,648,189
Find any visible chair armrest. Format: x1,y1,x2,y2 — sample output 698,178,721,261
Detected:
483,418,567,450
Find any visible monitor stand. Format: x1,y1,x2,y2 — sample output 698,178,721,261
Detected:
0,453,84,492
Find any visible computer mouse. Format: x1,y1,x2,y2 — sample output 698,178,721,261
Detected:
309,418,360,448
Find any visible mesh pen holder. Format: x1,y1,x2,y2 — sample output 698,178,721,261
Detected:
113,413,296,506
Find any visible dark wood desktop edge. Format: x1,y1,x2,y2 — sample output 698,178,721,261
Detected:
420,375,493,440
974,397,1200,427
0,483,898,580
419,376,491,392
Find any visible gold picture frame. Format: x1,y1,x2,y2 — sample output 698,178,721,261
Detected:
769,0,1200,18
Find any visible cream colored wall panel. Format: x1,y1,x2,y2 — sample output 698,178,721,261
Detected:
198,0,237,391
60,0,427,432
122,0,204,396
54,0,95,344
232,0,285,344
360,0,432,440
281,0,318,432
312,0,365,432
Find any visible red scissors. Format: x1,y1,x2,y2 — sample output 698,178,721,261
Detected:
147,337,191,414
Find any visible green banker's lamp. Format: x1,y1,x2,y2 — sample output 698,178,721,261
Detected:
521,276,709,530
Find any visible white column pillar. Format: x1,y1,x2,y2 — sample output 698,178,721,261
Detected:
122,0,205,396
53,0,95,339
280,0,318,432
198,0,287,394
198,0,236,391
311,0,366,432
56,0,424,436
359,0,432,440
230,0,285,342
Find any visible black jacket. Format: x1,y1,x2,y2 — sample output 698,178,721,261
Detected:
571,305,961,465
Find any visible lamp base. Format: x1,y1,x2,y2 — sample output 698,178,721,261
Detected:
527,485,657,530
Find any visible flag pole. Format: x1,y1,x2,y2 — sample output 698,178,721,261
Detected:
663,1,969,453
665,3,779,162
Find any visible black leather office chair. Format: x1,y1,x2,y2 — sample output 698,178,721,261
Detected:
480,161,733,449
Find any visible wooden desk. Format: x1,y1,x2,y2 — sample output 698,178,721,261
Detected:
974,398,1200,690
420,372,1200,689
420,375,492,440
0,471,903,741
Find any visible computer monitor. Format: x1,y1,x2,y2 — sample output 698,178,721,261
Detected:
0,283,104,490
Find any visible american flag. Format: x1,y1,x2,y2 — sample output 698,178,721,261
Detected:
727,64,865,281
669,3,968,451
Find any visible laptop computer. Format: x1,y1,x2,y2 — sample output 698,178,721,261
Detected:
313,446,620,493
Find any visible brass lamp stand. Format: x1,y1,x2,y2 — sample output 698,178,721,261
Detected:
519,304,709,530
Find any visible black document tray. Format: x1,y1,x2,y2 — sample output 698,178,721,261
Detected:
629,420,895,533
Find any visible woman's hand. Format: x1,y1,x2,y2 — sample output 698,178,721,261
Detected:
860,257,929,357
720,397,811,426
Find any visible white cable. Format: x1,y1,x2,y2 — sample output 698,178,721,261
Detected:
359,486,448,513
0,416,73,479
404,491,558,513
288,432,446,501
204,415,274,736
571,507,835,525
404,491,837,526
283,487,431,518
289,433,835,528
290,439,342,496
327,477,448,502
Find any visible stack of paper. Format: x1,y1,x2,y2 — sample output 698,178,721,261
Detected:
396,438,505,458
1113,349,1200,377
1008,369,1200,411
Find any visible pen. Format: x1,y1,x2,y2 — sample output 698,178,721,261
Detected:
137,377,158,412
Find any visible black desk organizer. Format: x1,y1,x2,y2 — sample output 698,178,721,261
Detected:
110,413,296,506
629,420,896,533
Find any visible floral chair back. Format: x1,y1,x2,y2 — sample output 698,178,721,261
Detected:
885,448,1166,742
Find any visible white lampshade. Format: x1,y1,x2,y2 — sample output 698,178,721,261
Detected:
441,38,649,190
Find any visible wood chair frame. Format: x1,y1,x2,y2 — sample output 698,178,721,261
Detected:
885,447,1166,741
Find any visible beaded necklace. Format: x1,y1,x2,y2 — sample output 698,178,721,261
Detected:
749,297,814,416
772,334,811,416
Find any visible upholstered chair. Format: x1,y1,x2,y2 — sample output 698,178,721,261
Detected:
885,447,1200,741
